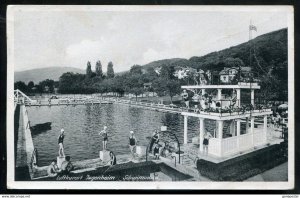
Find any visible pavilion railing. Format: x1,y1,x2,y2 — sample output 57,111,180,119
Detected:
187,99,271,116
209,129,266,157
183,71,258,86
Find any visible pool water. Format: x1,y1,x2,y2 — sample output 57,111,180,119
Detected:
28,103,200,166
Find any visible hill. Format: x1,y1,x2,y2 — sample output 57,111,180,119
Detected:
139,28,287,100
14,67,85,84
141,28,287,74
189,28,287,73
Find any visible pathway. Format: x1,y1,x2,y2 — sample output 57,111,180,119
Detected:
245,162,288,181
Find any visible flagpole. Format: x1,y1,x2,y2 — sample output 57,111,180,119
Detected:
249,19,252,68
249,19,252,41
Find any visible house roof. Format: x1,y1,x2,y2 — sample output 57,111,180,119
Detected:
219,67,238,75
241,67,252,72
143,83,152,86
219,66,252,75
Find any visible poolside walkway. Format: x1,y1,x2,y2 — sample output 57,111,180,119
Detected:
245,162,288,181
16,108,27,168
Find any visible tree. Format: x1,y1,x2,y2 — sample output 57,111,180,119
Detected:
168,65,176,79
123,73,144,101
58,72,85,94
152,78,167,97
107,61,115,78
27,81,35,92
224,57,245,68
166,80,181,102
86,61,93,79
130,87,144,101
14,81,28,93
39,79,55,93
160,65,170,80
145,67,158,81
130,65,143,75
95,60,103,78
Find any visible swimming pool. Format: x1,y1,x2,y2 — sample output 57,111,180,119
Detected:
28,103,200,166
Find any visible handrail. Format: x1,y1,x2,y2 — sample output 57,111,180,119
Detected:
146,130,181,164
30,148,38,168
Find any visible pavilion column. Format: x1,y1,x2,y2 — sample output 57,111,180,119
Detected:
236,119,241,151
251,89,255,106
246,117,249,133
230,120,235,136
217,120,223,139
199,118,205,152
217,120,223,157
217,89,222,100
201,89,206,95
263,115,268,144
184,115,188,144
236,88,241,107
251,116,255,146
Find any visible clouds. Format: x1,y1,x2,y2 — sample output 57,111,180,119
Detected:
13,7,289,72
65,39,104,69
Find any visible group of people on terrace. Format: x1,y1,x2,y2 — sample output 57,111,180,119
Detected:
269,103,288,129
181,89,235,112
181,89,268,114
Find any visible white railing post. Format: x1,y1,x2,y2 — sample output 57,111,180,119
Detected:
236,88,241,107
217,88,222,100
251,116,255,147
263,115,268,144
217,120,223,157
184,115,188,144
251,89,255,106
201,89,206,95
236,119,241,152
199,118,204,152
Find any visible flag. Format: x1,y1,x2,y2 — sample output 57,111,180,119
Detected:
249,25,257,31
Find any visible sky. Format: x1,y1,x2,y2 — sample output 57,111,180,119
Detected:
12,6,290,72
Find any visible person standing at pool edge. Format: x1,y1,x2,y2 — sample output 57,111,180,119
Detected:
58,128,65,157
109,151,117,166
149,129,159,153
99,126,108,150
203,131,212,155
129,131,137,159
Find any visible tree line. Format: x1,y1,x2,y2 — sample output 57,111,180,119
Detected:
14,79,58,95
58,61,183,102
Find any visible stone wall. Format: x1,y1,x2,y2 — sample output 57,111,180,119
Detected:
21,105,35,178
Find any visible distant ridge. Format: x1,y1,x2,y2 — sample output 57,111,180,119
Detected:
14,67,85,84
139,28,287,72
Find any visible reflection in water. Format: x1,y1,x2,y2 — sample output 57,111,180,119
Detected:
28,103,199,166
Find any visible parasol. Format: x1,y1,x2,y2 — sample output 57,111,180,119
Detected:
278,104,288,110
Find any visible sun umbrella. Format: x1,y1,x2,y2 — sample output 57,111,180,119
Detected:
278,104,288,110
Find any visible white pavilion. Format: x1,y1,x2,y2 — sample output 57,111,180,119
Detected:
181,81,274,158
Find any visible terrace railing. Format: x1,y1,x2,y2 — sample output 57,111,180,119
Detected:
187,99,272,116
183,71,258,86
208,129,266,157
